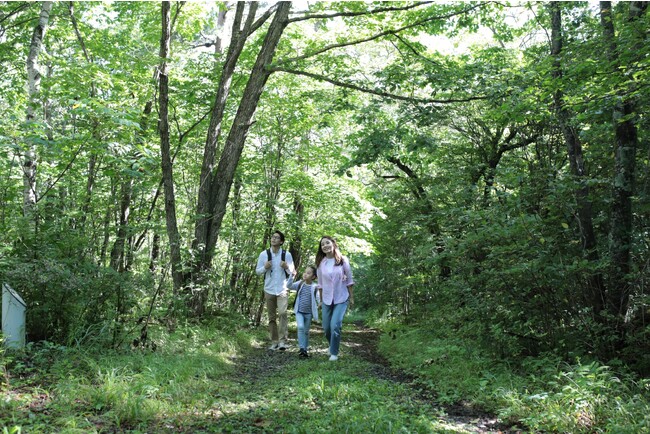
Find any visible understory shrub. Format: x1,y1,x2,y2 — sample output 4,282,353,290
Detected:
376,320,650,433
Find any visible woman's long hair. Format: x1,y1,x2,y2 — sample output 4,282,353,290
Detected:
315,236,343,268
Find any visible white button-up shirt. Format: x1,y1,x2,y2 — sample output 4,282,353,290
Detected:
256,248,294,295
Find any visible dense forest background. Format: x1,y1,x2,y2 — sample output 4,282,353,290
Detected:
1,0,649,376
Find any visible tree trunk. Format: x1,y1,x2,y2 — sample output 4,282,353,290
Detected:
69,1,102,235
109,179,133,272
110,101,153,272
289,195,304,270
193,2,257,271
227,175,244,307
158,1,184,295
23,1,53,219
600,1,645,325
100,181,116,266
191,2,292,300
149,233,161,273
550,2,605,317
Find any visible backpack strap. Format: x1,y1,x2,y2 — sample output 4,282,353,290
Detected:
265,248,289,279
281,249,288,278
265,249,272,280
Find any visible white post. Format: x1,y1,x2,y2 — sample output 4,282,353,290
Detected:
2,283,26,349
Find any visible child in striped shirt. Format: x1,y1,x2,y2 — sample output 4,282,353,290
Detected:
287,265,320,358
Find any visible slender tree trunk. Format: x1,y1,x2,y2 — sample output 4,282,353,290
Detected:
149,233,161,273
110,101,153,272
193,2,257,271
158,1,184,296
23,1,53,219
191,3,292,313
100,182,116,266
550,2,605,316
289,196,304,270
600,1,645,325
109,180,133,272
227,175,244,307
69,1,103,235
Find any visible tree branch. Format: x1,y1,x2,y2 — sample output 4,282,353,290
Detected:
68,2,92,63
287,2,433,23
269,66,487,104
0,2,31,25
278,2,487,65
34,141,85,204
249,3,278,35
391,34,440,66
386,155,426,200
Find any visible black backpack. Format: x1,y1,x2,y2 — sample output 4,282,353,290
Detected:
266,248,288,278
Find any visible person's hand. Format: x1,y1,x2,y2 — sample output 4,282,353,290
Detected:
349,297,354,307
264,260,272,269
280,261,287,269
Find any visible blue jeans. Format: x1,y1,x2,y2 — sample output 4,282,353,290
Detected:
321,302,348,356
295,312,313,351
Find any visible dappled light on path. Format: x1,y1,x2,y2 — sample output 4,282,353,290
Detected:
218,321,520,433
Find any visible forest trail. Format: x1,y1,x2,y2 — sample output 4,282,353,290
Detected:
216,321,518,433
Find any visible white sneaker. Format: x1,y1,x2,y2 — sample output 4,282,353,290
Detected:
269,342,279,350
278,341,287,351
329,355,338,361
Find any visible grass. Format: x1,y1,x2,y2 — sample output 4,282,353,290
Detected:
7,311,648,433
2,317,476,433
375,321,650,433
1,320,251,432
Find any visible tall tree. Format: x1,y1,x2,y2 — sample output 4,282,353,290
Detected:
600,1,647,331
158,1,184,295
23,1,53,220
549,1,604,317
188,2,291,314
191,2,262,275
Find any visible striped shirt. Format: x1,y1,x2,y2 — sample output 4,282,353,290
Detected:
297,283,315,314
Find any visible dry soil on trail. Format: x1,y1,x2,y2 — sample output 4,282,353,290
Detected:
232,321,521,434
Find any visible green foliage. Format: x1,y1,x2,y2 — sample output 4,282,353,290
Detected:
495,361,650,433
0,251,157,346
377,323,513,406
1,4,650,431
2,322,472,433
1,322,251,431
376,319,650,433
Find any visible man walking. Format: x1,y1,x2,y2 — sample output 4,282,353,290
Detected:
256,230,294,350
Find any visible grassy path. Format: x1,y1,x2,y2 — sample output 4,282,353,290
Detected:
185,322,514,433
2,321,518,433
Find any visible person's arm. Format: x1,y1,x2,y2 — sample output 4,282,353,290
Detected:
316,265,323,306
314,284,322,307
342,257,355,286
255,251,269,276
343,258,355,306
287,276,300,291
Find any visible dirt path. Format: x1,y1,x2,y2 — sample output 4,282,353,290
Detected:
231,321,520,433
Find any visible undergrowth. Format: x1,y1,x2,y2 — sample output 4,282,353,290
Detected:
1,314,473,433
1,318,256,433
374,319,650,433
